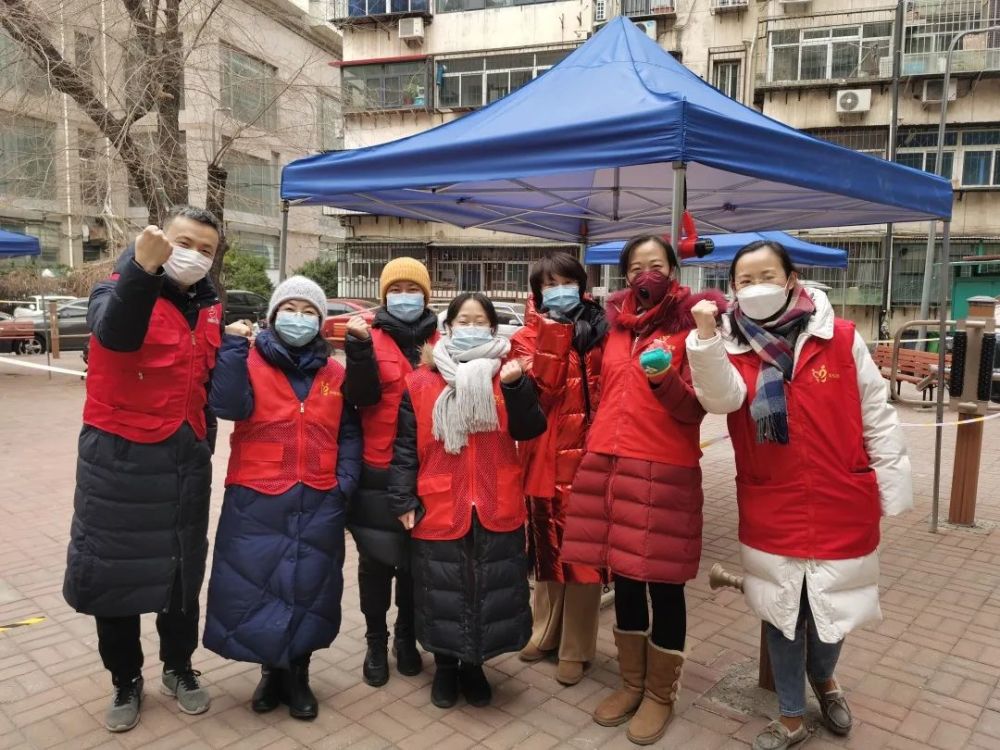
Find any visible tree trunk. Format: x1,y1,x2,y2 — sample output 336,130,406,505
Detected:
207,163,229,303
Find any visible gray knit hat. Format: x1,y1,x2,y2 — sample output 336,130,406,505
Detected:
267,275,327,325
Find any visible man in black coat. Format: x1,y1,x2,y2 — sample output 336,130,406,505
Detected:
63,207,225,733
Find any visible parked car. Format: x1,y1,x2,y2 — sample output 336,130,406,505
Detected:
321,298,378,349
11,294,77,318
17,298,91,354
435,301,526,339
224,289,269,326
0,312,34,354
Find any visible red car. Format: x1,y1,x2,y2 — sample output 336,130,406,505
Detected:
0,312,37,354
322,298,378,349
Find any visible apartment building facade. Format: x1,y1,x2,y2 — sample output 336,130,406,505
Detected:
0,0,344,280
328,0,1000,337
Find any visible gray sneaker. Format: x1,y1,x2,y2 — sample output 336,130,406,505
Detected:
105,676,143,733
161,667,211,715
752,720,809,750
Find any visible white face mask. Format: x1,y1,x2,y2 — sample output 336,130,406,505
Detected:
163,246,213,287
736,283,790,321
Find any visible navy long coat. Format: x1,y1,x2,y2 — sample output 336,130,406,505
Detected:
203,329,361,667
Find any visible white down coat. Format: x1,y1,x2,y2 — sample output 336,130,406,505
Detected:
686,289,912,643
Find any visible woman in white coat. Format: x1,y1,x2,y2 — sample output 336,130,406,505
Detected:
685,240,912,750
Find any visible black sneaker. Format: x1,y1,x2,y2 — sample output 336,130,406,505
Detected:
363,636,390,687
458,663,492,707
105,676,143,732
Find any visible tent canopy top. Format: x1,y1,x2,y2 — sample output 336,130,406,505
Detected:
0,229,41,259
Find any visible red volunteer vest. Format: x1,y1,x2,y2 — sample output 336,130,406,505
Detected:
84,294,222,443
406,366,525,541
226,348,345,495
361,328,439,469
585,326,701,467
728,320,880,560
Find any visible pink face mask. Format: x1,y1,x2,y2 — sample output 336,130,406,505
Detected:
629,269,674,306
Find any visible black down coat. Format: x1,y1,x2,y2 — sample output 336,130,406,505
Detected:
388,364,546,664
63,252,218,617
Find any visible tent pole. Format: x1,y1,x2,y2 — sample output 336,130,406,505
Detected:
931,219,951,534
841,270,847,320
879,0,905,341
278,200,290,283
670,163,685,251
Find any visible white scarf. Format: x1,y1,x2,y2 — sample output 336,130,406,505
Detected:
431,335,511,455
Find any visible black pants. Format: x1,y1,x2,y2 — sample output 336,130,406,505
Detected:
613,574,686,651
95,576,198,683
358,552,414,640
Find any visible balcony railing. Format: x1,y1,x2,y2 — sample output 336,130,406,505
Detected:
711,0,748,13
902,0,1000,76
595,0,675,22
330,0,431,23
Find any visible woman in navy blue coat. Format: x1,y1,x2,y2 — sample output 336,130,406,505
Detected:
203,277,361,720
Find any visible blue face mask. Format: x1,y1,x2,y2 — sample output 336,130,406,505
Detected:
386,292,425,323
449,325,493,351
274,311,320,348
542,284,581,315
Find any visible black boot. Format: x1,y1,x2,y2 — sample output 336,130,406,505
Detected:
363,635,390,687
393,625,423,677
251,666,284,713
285,655,318,720
430,655,460,709
458,663,492,707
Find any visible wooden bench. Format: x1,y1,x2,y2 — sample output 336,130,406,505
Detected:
872,344,951,400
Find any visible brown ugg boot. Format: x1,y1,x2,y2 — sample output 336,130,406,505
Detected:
626,641,684,745
593,629,647,727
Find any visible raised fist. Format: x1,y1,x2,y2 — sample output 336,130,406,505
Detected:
345,315,370,340
500,359,523,384
134,225,173,275
691,299,719,340
225,320,253,339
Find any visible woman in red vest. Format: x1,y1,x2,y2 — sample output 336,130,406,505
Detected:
509,252,608,687
561,235,726,746
685,240,912,750
388,292,546,709
343,258,438,687
204,276,362,721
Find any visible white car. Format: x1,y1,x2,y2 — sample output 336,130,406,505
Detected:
435,301,526,339
13,294,78,318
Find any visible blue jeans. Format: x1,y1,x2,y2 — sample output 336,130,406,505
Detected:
763,584,843,717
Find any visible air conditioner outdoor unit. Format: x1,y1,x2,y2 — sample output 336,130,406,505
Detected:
921,78,957,105
836,88,871,114
878,56,893,78
399,17,424,44
635,20,657,41
778,0,812,9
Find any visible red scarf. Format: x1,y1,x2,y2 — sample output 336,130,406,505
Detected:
615,280,691,339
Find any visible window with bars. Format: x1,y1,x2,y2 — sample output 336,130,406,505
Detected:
808,127,889,156
437,49,573,109
960,129,1000,187
0,31,50,96
436,0,560,13
712,60,741,99
343,61,427,111
0,116,57,200
230,230,280,270
78,130,107,208
768,22,892,83
222,149,279,216
221,46,278,129
318,93,343,150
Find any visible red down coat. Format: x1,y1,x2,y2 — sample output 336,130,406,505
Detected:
561,286,727,584
510,302,604,584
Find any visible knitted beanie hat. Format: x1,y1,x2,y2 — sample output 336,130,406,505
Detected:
267,275,327,325
379,257,431,302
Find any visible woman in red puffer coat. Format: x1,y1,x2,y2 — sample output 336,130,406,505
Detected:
509,252,609,688
561,235,726,746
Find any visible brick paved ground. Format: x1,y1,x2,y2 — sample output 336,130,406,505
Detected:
2,354,1000,749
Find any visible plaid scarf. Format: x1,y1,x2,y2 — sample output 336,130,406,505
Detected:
732,285,815,444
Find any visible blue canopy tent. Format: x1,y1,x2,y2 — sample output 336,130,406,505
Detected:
281,17,951,253
585,232,848,269
0,229,41,259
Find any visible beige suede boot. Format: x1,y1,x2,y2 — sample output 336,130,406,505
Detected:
593,629,647,727
626,641,684,745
